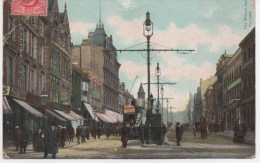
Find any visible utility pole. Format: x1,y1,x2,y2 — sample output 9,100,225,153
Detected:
109,12,195,144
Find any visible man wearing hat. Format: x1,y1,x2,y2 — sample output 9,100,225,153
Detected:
175,122,182,146
43,122,60,159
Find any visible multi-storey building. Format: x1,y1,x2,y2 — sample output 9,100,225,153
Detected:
239,27,255,131
72,18,121,124
71,65,82,114
3,0,78,143
223,48,242,130
215,52,232,128
200,76,217,118
193,87,201,123
204,82,217,128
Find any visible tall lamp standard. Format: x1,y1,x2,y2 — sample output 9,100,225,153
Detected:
161,85,164,124
143,11,153,144
155,63,161,114
166,99,169,126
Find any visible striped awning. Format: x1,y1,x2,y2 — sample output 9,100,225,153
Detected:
13,98,43,117
105,109,123,123
68,110,85,121
3,96,12,114
96,112,113,123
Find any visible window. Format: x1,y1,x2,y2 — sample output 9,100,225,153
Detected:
31,35,35,58
7,55,15,85
8,15,15,40
30,69,36,93
39,45,45,65
23,65,28,91
23,28,29,53
39,20,44,36
39,73,45,94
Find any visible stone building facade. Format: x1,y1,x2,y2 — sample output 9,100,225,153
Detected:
215,52,232,127
223,48,242,130
3,0,74,142
72,18,121,124
239,27,255,131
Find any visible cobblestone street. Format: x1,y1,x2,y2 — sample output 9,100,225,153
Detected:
3,132,255,159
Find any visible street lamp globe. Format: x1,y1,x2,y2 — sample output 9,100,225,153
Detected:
155,63,161,77
145,25,151,32
161,85,164,95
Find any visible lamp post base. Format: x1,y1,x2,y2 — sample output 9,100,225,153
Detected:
146,126,153,144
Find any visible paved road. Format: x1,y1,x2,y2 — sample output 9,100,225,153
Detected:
3,134,255,159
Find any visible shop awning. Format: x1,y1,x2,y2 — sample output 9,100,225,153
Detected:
53,109,74,121
13,98,43,117
105,109,123,123
3,96,13,114
3,96,12,114
96,112,113,123
68,110,85,121
45,109,67,122
83,102,99,122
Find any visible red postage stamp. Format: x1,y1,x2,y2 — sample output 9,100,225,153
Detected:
11,0,48,16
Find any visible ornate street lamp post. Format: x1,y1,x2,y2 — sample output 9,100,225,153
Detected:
161,85,164,124
167,99,169,126
143,11,153,144
155,63,161,114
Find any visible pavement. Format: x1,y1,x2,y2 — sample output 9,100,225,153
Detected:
127,135,253,151
210,130,255,144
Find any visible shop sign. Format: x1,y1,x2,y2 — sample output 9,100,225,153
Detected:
3,86,10,95
9,87,27,100
59,91,69,102
124,105,135,114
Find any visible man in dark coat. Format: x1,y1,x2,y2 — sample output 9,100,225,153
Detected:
121,123,128,147
76,125,81,144
43,122,60,159
19,126,29,154
175,122,182,146
14,126,21,151
85,125,90,140
34,129,44,152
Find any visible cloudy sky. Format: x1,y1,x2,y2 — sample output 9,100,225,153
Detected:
58,0,255,112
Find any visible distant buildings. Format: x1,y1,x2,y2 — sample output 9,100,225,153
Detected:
192,27,255,133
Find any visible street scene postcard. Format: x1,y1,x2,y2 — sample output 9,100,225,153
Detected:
1,0,258,161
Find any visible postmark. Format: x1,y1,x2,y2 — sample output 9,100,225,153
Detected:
11,0,48,16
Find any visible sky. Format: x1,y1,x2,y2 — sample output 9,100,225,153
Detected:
58,0,255,112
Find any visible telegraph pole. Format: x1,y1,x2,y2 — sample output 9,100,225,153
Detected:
110,12,195,144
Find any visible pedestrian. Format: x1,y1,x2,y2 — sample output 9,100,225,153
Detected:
14,125,21,151
181,124,184,135
60,126,66,147
68,125,75,143
81,125,86,143
34,129,44,152
97,125,102,139
19,126,29,154
121,123,128,147
43,122,60,159
175,122,182,146
85,125,90,140
76,125,81,144
161,123,167,141
105,125,111,139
